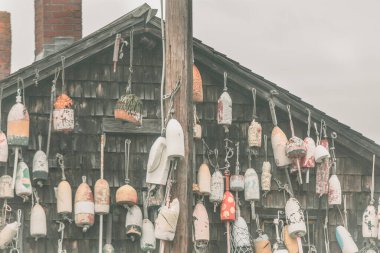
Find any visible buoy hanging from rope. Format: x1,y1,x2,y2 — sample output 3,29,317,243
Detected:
248,88,262,149
193,105,202,140
268,98,291,167
221,170,235,253
125,204,143,242
244,149,260,219
285,105,306,184
314,121,330,163
30,189,47,240
261,135,272,194
32,134,49,187
103,212,115,253
15,155,32,201
301,109,316,184
285,197,306,238
53,56,74,132
166,118,185,160
193,200,209,251
217,72,232,132
336,225,359,253
141,191,156,252
0,211,20,249
273,212,289,253
230,142,244,192
314,122,330,196
193,64,203,103
231,192,253,253
254,216,272,253
0,175,13,199
328,132,341,205
209,148,224,212
363,154,378,238
114,29,142,126
0,87,8,164
155,198,180,241
74,176,95,232
55,153,72,219
8,78,29,191
146,136,170,186
116,139,137,206
197,144,211,196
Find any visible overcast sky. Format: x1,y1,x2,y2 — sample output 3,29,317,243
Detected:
1,0,380,144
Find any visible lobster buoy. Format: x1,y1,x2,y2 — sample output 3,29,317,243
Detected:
141,218,156,251
155,198,180,241
285,197,306,238
271,126,292,167
336,225,359,253
75,176,95,232
254,233,272,253
221,171,236,222
0,175,14,199
0,131,8,163
193,64,203,103
261,162,271,192
32,134,49,187
125,205,143,241
362,203,378,238
248,120,262,148
244,165,260,219
30,193,47,240
15,159,32,200
56,154,72,216
193,201,209,250
146,136,170,185
300,136,315,168
116,139,137,206
314,145,330,163
7,88,29,146
283,225,299,253
230,143,244,192
217,72,232,128
0,221,18,249
210,169,224,212
53,94,74,132
285,137,306,160
94,178,110,215
166,119,185,159
197,163,211,195
328,175,342,205
232,200,252,252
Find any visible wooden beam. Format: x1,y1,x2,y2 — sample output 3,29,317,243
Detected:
165,0,193,252
102,118,160,134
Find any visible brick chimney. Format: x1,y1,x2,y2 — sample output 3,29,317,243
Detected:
34,0,82,60
0,11,11,80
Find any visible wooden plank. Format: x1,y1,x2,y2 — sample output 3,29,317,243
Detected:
102,118,160,134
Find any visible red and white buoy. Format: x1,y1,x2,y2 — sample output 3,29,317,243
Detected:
75,176,95,232
328,133,342,206
217,72,232,132
336,225,359,253
55,154,72,219
301,109,316,183
32,134,49,187
269,98,291,168
285,197,306,238
116,139,137,206
221,170,236,253
248,88,262,149
314,122,330,196
363,154,378,238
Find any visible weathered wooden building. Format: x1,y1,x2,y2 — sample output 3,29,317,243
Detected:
0,3,379,253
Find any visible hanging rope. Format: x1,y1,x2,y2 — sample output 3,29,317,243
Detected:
268,99,278,127
306,109,311,137
163,80,181,127
251,88,257,119
61,56,66,94
57,221,66,253
370,154,375,204
223,138,234,171
160,0,166,135
46,68,60,159
127,28,134,94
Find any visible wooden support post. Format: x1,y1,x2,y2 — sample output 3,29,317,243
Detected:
165,0,193,252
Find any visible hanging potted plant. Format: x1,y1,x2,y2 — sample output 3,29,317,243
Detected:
114,29,142,126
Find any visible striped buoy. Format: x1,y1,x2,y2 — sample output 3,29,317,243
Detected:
32,134,49,187
336,226,359,253
15,159,32,201
75,176,95,232
125,205,143,241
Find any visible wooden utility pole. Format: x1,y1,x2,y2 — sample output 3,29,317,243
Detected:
165,0,193,252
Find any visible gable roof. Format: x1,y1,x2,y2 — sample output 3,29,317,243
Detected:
0,3,378,164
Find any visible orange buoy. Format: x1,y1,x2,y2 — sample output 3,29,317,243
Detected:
55,154,72,218
75,176,95,232
193,64,203,103
94,134,110,215
116,139,137,206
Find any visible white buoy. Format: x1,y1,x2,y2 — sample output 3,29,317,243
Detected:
217,72,232,129
141,192,156,252
0,175,14,199
232,194,252,252
125,205,143,242
285,197,306,238
155,198,180,241
15,158,32,201
146,136,170,186
166,119,185,160
30,189,47,240
193,201,209,251
0,221,18,249
244,150,260,219
336,226,359,253
32,134,49,187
